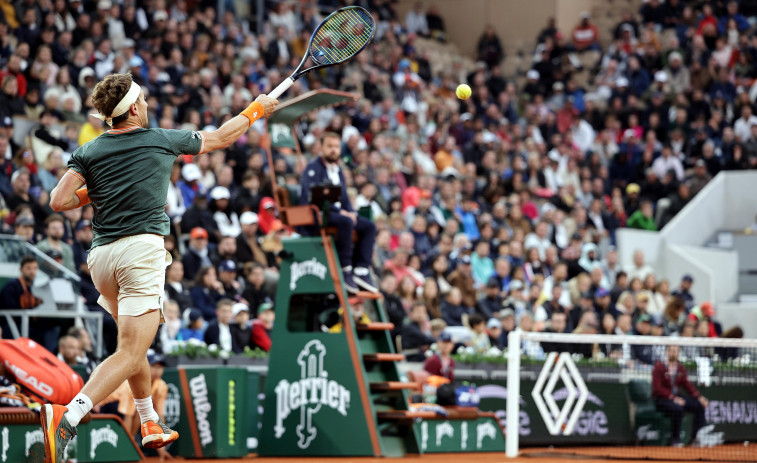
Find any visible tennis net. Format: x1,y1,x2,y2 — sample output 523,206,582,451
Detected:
504,331,757,461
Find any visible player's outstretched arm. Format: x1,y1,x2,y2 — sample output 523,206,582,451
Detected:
50,171,87,212
198,94,277,154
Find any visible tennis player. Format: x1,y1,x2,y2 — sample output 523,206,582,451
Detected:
42,72,277,463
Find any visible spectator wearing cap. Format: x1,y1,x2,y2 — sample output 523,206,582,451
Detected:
486,318,506,350
251,300,275,352
190,265,224,321
209,185,240,238
688,301,722,338
424,331,455,381
688,159,712,196
257,197,278,236
13,215,36,243
204,298,237,352
230,302,251,354
236,211,267,267
595,287,612,313
182,227,211,281
178,308,205,342
36,213,75,272
447,254,477,309
476,276,503,320
502,279,530,318
663,51,689,96
181,188,219,243
217,259,242,301
178,163,203,208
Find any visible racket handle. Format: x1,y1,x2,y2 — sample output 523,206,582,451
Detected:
269,77,295,99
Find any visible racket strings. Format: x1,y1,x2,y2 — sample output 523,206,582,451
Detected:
310,8,374,66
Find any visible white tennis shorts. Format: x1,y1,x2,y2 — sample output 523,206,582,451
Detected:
88,234,171,320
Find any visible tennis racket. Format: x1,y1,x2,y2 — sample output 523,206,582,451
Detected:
268,6,376,99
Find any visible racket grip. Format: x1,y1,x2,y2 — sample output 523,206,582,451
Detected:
269,77,295,99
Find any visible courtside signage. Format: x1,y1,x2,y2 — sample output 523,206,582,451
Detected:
289,258,328,290
274,339,351,448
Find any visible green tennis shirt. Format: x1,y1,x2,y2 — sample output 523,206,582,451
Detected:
67,126,204,248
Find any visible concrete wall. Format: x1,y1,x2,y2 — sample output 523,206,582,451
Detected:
717,302,757,338
617,171,757,311
395,0,561,58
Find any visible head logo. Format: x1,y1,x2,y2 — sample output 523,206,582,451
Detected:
164,383,181,428
90,425,118,459
274,340,350,449
289,258,327,290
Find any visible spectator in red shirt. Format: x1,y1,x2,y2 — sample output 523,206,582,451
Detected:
424,331,455,381
571,11,600,52
651,345,709,446
251,300,275,352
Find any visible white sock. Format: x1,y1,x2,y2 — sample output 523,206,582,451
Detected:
64,393,93,427
134,397,160,424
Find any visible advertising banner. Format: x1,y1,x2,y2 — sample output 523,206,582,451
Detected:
477,380,634,445
0,418,141,463
162,366,248,458
412,417,505,453
258,238,377,457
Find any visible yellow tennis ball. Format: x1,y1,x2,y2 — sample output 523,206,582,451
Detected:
456,84,472,100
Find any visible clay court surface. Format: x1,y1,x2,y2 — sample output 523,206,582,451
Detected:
141,445,756,463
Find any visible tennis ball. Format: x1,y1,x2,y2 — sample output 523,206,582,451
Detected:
456,84,472,100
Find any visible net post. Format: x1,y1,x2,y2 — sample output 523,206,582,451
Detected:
506,329,522,458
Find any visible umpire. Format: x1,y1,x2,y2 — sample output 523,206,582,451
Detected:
299,132,377,293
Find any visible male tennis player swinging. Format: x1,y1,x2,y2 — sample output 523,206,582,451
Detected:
44,72,277,462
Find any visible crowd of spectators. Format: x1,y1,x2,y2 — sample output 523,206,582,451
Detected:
0,0,751,365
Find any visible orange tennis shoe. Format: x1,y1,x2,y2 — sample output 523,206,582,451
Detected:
40,404,76,463
141,418,179,449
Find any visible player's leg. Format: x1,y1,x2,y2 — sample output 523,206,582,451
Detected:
41,310,159,463
352,216,378,292
129,356,179,448
328,211,358,293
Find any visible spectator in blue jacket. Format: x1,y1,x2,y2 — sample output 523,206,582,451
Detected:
718,1,750,34
299,132,377,294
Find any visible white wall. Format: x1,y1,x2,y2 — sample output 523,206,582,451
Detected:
618,172,757,314
717,302,757,338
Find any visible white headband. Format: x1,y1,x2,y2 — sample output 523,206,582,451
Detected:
91,81,141,127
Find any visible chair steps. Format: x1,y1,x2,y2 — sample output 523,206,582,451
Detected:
363,353,405,362
357,322,394,331
370,381,420,392
376,410,438,421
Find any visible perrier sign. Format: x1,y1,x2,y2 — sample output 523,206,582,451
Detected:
259,237,377,456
